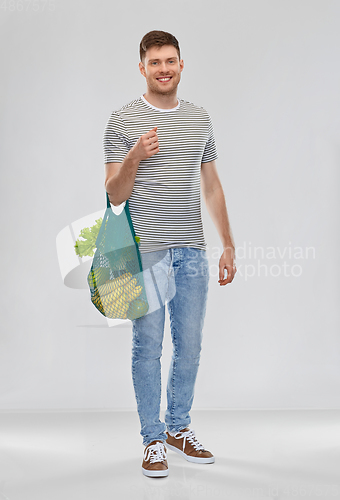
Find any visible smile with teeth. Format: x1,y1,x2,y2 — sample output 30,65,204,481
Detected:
157,77,172,82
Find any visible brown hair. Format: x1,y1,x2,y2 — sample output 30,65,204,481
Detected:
140,30,181,62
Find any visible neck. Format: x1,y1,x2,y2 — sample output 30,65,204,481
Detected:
143,90,178,109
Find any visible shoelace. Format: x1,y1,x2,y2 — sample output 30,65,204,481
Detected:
172,428,206,452
144,441,167,463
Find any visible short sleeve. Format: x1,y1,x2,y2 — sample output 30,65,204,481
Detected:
103,112,132,163
201,114,218,163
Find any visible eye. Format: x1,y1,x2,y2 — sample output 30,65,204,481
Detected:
151,62,158,65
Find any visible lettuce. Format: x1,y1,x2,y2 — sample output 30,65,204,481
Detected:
74,218,102,258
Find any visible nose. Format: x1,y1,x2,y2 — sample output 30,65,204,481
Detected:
159,62,168,73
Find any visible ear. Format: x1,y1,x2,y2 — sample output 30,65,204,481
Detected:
179,59,184,73
139,61,146,77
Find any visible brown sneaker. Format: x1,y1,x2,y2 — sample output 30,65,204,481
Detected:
166,427,215,464
142,440,169,477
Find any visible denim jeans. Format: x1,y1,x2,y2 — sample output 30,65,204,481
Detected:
131,247,210,447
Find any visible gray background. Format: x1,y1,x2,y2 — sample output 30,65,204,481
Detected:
0,0,339,410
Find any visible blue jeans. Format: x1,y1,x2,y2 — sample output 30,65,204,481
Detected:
131,247,210,447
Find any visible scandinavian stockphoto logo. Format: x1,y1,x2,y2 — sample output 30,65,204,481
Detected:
206,241,316,281
56,206,315,326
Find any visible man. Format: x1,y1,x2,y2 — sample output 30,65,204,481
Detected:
103,30,236,478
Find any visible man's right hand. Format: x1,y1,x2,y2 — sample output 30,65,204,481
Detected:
129,127,159,161
105,127,159,205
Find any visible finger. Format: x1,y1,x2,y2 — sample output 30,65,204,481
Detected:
144,132,157,142
228,266,236,283
146,142,160,156
142,136,158,149
227,269,236,283
146,127,158,137
219,277,231,286
218,266,234,285
147,139,159,149
219,265,227,281
145,134,158,145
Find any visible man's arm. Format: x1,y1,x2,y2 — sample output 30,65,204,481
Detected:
201,160,237,285
105,156,139,206
105,126,159,206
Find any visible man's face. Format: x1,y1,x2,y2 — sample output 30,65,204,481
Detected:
139,45,184,96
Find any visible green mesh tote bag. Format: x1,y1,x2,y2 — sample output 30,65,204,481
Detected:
87,193,149,320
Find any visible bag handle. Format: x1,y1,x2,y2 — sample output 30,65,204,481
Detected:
106,192,128,209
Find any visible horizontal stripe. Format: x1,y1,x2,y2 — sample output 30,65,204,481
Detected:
103,95,218,253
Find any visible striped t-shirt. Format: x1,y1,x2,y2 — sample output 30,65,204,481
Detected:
103,94,218,253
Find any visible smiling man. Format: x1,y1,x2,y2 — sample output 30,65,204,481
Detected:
139,44,183,100
103,30,236,478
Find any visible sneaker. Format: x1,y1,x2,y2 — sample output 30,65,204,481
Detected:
142,440,169,477
166,427,215,464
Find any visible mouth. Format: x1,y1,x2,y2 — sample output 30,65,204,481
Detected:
156,77,172,82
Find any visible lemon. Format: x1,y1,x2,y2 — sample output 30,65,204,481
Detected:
127,298,149,320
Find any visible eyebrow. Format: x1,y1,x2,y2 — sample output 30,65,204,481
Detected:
148,57,177,62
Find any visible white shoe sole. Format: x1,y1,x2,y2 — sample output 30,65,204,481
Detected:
142,467,169,477
166,443,215,463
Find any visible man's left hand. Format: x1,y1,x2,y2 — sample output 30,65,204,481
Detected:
218,247,237,286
